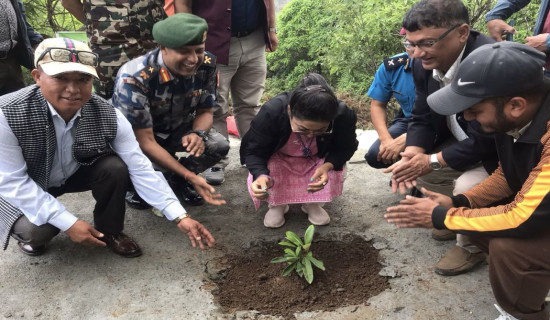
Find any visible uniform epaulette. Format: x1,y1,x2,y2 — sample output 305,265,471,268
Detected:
383,53,411,71
202,51,216,67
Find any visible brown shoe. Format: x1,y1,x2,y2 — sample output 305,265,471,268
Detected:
432,228,456,241
434,245,486,276
101,232,142,258
17,242,46,256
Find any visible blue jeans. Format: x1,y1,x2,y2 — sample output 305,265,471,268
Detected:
364,117,410,169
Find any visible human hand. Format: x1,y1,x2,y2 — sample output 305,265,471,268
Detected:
525,33,549,52
384,196,438,228
378,137,406,164
251,176,271,200
266,32,279,52
420,187,453,207
182,133,206,157
486,19,516,41
389,176,417,195
387,151,431,183
177,218,215,249
65,220,107,247
188,175,226,205
307,164,331,192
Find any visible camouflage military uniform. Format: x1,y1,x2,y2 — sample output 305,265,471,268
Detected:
83,0,166,99
111,48,229,174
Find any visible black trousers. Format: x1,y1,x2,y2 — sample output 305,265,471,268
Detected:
11,155,130,246
0,51,26,96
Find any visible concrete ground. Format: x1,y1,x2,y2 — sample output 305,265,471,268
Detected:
0,132,499,320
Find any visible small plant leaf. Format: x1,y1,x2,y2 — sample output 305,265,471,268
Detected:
282,263,297,276
285,231,304,246
284,248,297,257
308,256,326,271
296,261,304,278
295,245,302,257
271,256,297,264
302,243,311,251
303,257,314,284
304,225,315,245
278,241,297,248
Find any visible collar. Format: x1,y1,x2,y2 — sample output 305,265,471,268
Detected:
516,89,550,143
432,45,466,86
506,121,532,140
46,101,81,124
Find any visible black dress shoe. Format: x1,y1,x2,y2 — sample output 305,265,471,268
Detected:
173,180,204,206
101,232,142,258
17,242,46,256
125,191,151,210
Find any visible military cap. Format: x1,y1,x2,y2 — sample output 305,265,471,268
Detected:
153,13,208,48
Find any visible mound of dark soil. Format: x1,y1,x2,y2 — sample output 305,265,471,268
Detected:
209,234,389,319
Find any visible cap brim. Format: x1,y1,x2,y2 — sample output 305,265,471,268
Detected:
40,62,98,79
427,85,482,116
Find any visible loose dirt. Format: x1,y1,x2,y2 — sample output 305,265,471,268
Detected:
209,234,389,319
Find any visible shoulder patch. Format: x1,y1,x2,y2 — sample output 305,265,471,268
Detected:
202,51,217,67
123,77,149,94
383,54,410,71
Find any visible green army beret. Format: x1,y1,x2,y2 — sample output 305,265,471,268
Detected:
153,13,208,48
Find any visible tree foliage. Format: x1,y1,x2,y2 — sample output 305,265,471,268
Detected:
267,0,540,100
22,0,83,36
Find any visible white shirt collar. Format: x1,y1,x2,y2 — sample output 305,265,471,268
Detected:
432,45,467,87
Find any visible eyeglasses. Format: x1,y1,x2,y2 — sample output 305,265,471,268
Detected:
291,121,333,137
402,24,461,50
36,47,99,67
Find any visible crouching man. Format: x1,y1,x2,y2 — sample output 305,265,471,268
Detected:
386,42,550,319
0,37,214,258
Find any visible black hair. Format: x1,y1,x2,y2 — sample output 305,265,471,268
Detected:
288,73,338,122
402,0,469,31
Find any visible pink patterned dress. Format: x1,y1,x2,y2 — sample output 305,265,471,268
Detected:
247,132,345,210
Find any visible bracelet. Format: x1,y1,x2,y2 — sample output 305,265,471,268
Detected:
173,212,190,224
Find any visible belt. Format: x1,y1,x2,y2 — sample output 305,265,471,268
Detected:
231,29,254,38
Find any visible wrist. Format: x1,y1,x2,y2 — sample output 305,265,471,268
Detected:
188,130,208,141
258,174,274,188
173,212,191,224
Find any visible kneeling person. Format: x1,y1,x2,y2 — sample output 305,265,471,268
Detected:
0,38,215,257
111,13,229,208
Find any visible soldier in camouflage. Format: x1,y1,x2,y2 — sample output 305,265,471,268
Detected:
62,0,166,99
111,13,229,209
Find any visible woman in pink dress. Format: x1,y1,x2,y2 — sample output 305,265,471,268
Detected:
240,73,358,228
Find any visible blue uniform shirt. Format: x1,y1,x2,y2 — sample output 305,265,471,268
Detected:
111,48,217,135
367,52,415,118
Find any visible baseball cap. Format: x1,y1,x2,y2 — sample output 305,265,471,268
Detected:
34,38,99,78
427,41,546,116
153,13,208,48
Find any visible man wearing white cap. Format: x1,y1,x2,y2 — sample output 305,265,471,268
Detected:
0,37,215,258
386,41,550,320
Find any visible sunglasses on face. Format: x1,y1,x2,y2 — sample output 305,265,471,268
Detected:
36,47,99,67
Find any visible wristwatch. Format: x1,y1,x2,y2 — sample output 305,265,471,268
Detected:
173,213,190,224
269,27,277,34
429,153,442,170
188,130,209,141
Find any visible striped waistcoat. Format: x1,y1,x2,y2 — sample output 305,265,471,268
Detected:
0,85,117,250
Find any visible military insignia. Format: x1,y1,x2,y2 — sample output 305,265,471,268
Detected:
383,53,410,71
123,77,149,93
202,51,216,67
139,70,149,80
159,67,171,83
148,67,155,73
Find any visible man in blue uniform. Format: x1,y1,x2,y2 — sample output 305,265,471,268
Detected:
365,51,415,168
111,13,229,209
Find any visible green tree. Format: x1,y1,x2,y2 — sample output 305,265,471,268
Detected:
22,0,82,36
